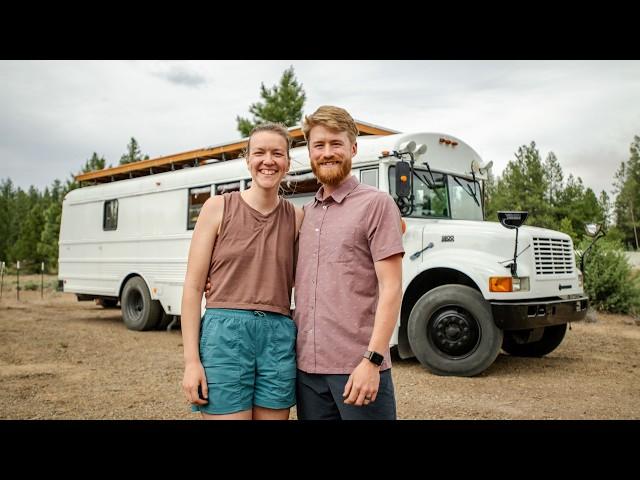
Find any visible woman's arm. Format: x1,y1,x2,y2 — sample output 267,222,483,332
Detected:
181,195,224,405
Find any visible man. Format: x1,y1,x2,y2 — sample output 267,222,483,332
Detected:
294,105,404,420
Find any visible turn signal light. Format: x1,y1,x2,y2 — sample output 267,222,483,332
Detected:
489,276,513,292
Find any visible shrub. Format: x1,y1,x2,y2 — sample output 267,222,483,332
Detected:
579,238,640,315
22,281,39,291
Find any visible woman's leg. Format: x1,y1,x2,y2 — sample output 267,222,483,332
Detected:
202,409,253,420
252,406,291,420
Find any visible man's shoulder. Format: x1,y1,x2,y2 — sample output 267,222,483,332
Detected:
351,184,395,206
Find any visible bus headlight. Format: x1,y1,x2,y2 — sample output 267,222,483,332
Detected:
489,276,530,292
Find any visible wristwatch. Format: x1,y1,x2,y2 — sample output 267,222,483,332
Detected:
363,350,384,366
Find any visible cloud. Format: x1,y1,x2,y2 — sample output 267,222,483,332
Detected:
154,65,208,88
0,60,638,202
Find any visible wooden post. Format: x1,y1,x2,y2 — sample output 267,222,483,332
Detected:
16,260,20,301
0,261,5,299
630,202,639,250
41,261,45,299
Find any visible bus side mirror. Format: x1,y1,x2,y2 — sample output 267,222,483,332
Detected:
498,211,528,229
584,223,602,237
396,161,412,197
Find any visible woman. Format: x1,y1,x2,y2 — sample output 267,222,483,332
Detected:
181,123,303,420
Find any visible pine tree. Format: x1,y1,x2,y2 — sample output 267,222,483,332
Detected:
489,142,552,228
83,152,106,172
613,135,640,249
544,152,563,206
38,199,62,271
0,179,15,263
236,66,306,137
119,137,149,165
8,187,45,271
598,190,611,229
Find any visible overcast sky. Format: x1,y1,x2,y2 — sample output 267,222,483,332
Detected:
1,60,638,198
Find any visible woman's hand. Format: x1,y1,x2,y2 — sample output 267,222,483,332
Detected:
182,361,209,405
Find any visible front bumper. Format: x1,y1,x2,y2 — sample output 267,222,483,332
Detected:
490,296,588,330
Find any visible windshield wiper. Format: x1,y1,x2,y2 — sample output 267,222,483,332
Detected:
414,167,446,203
453,176,480,207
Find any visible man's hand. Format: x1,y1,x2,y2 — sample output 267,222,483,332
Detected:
342,358,380,406
204,276,212,296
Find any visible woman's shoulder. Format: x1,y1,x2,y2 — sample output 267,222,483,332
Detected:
280,197,298,213
200,195,225,218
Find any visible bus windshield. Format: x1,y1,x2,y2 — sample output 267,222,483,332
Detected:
389,166,483,220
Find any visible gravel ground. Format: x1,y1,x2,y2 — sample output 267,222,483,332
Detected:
1,277,639,419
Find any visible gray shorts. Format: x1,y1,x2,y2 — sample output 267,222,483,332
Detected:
296,369,396,420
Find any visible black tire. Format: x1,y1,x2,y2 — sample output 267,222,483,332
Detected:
502,324,567,357
407,285,503,377
121,277,162,331
156,311,174,330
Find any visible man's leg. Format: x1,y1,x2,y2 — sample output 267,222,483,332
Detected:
296,370,342,420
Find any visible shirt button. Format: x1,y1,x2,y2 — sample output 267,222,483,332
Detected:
315,228,319,232
322,206,327,210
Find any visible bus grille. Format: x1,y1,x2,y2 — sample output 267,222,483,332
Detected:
533,237,574,275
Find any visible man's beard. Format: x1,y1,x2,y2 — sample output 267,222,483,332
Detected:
311,157,352,186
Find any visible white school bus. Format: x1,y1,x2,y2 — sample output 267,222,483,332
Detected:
59,125,587,376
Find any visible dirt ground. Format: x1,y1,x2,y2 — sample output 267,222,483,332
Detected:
1,275,639,419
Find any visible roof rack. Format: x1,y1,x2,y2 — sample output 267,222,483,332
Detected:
75,121,398,185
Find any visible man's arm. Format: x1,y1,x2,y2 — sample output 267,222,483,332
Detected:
343,253,403,406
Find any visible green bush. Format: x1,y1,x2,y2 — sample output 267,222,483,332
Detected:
22,281,39,291
579,238,640,315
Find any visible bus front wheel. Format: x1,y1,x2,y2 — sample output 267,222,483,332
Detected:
408,285,503,377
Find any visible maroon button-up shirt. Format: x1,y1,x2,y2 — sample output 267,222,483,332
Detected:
293,175,405,374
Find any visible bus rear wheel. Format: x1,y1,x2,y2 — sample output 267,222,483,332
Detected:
502,324,567,357
121,277,162,331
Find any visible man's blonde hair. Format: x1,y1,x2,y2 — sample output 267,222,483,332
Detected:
302,105,359,145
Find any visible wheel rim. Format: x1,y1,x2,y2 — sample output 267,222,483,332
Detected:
125,289,144,324
427,306,481,358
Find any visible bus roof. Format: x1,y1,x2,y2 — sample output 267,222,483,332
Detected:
75,120,399,185
65,131,488,203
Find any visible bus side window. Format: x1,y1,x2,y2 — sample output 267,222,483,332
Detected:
187,186,211,230
103,199,118,231
215,181,241,195
360,168,379,188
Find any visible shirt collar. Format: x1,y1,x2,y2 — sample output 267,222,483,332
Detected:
314,175,359,205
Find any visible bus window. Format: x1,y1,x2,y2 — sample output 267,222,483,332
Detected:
360,168,379,188
281,171,321,196
103,199,118,231
389,166,449,218
215,181,241,195
187,186,211,230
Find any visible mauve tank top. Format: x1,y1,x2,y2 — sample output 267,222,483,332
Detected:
205,191,296,316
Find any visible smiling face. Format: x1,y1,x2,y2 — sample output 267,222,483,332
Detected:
308,124,357,186
246,130,290,191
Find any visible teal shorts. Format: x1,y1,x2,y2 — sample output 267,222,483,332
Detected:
191,308,297,415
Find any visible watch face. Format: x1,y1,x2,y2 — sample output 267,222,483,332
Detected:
372,352,383,365
366,351,383,365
